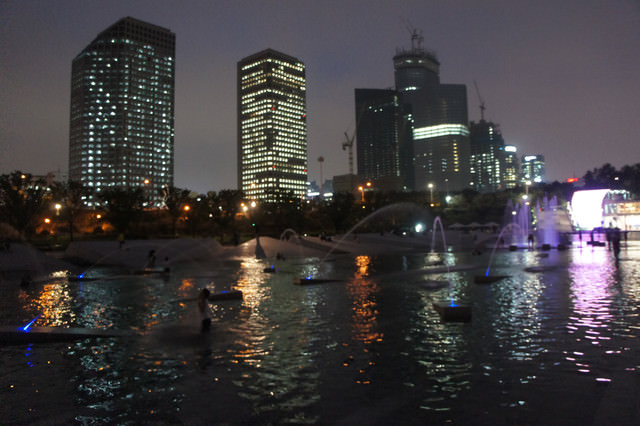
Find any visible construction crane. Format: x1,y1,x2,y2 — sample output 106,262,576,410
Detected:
342,131,355,175
402,19,424,51
473,80,486,121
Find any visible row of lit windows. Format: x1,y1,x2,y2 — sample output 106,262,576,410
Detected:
413,124,470,139
241,87,305,100
241,67,305,83
241,58,304,72
241,101,305,115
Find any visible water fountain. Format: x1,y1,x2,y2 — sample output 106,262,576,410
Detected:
430,216,471,322
294,203,431,285
536,195,562,250
473,223,517,284
506,200,532,249
264,228,306,273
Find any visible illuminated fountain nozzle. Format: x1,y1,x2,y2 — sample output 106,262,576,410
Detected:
432,301,471,322
22,315,41,332
474,271,509,284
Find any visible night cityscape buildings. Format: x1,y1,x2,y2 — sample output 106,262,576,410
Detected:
469,119,506,192
393,32,470,193
354,89,413,191
68,17,176,207
64,18,544,205
237,49,308,203
355,31,471,193
522,154,546,184
502,145,520,189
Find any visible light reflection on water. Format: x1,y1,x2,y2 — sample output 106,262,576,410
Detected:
1,243,640,424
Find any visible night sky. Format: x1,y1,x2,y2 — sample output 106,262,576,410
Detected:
1,0,638,193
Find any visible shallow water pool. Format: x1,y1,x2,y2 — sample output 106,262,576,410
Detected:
1,242,639,424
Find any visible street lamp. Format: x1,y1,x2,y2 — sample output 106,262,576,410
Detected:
428,183,434,206
54,203,61,216
358,186,364,203
318,156,325,197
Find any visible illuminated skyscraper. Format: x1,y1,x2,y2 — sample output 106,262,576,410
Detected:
393,31,470,192
502,145,520,189
69,17,175,207
237,49,307,203
522,155,546,184
469,119,506,192
354,89,413,191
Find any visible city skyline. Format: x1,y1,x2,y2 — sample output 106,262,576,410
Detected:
1,0,639,193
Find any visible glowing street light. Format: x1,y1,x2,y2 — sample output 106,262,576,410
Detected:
428,183,434,206
358,182,372,203
54,203,62,216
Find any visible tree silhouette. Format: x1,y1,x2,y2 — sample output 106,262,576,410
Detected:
0,171,50,238
98,187,145,235
50,180,86,241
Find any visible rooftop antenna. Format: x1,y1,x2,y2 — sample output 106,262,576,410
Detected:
473,80,486,121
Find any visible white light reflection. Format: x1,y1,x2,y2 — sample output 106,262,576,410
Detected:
567,247,619,379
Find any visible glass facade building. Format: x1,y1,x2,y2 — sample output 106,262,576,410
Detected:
393,33,470,192
69,17,175,207
502,145,520,189
469,119,506,192
237,49,307,203
522,154,546,183
354,89,413,191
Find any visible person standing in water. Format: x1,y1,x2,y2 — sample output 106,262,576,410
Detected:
198,288,212,333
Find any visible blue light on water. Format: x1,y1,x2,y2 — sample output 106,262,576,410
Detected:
449,301,458,307
78,273,85,279
221,290,228,294
485,268,490,277
21,315,41,332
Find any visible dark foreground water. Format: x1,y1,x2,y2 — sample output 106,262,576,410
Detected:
1,242,639,425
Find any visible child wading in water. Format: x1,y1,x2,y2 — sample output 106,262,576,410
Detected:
198,288,212,333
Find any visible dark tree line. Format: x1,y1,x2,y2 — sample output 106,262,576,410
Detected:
582,163,640,195
2,163,640,242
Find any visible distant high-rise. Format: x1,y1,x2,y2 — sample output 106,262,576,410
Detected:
69,17,175,207
354,32,470,193
469,119,506,192
237,49,307,203
354,89,413,191
522,155,546,184
394,31,470,192
502,145,520,189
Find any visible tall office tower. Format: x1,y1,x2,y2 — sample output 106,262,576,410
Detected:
238,49,307,203
69,17,175,207
521,155,546,184
354,89,413,191
502,145,520,189
393,31,470,192
469,119,506,192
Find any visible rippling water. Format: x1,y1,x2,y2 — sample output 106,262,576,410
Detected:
2,242,640,424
